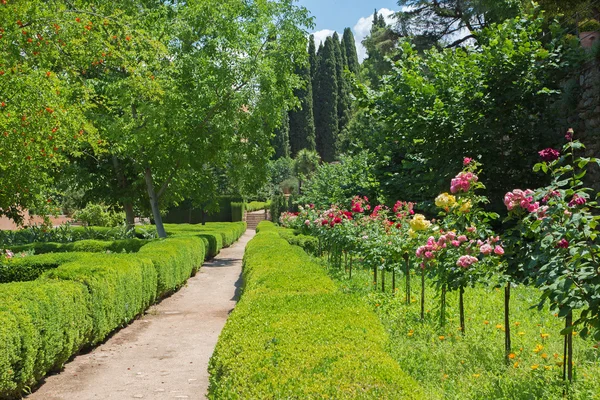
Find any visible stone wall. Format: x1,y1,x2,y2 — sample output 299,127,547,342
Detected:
574,60,600,192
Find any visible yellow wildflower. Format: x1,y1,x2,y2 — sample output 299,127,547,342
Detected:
508,353,516,359
531,364,539,370
533,344,544,353
439,336,445,341
541,353,548,360
540,333,550,339
513,362,519,368
472,374,480,378
407,330,414,337
544,366,552,371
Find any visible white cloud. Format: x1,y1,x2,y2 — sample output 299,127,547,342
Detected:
310,9,399,63
312,29,339,48
353,8,396,62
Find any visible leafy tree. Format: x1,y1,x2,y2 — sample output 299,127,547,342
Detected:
395,0,521,49
0,1,103,223
361,11,401,88
294,148,320,193
313,36,338,162
298,151,381,208
341,28,360,75
288,55,316,156
353,14,579,210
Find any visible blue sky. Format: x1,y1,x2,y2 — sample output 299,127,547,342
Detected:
295,0,401,61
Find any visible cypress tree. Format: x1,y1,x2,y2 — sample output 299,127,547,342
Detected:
308,34,317,80
332,32,351,135
313,36,338,163
288,59,316,156
342,28,360,75
272,110,290,159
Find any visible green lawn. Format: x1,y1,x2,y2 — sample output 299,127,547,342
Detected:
324,264,600,399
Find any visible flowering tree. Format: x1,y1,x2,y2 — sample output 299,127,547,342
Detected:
416,158,502,330
505,129,600,381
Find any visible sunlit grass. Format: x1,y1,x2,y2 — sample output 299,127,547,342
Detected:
324,262,600,399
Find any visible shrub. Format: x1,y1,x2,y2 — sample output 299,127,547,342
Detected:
246,201,271,212
0,280,92,397
276,227,319,255
138,236,205,297
72,203,125,227
231,202,245,222
0,252,83,283
208,221,424,399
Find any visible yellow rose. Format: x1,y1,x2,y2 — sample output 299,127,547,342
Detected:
435,193,456,209
459,200,472,213
408,229,417,238
409,214,431,231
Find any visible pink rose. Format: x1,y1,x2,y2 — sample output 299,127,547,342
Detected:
494,245,504,255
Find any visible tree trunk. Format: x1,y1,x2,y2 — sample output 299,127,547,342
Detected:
420,267,425,321
124,202,135,229
392,269,396,293
381,269,385,292
459,286,465,334
563,312,574,382
144,167,167,238
440,284,447,327
404,253,410,305
111,155,135,230
504,282,512,365
373,265,377,289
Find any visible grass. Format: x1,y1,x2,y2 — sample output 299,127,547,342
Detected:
323,262,600,399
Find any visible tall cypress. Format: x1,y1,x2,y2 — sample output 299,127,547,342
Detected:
272,110,290,159
308,34,317,80
332,32,351,135
288,58,316,156
342,28,360,75
313,37,338,163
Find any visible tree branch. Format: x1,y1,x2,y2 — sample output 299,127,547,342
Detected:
445,34,475,48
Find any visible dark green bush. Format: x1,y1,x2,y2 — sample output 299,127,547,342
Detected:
208,221,424,399
231,202,245,222
0,280,92,398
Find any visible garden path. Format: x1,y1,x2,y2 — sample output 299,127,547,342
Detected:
26,229,255,400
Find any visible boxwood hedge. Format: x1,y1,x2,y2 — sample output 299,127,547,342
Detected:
208,221,425,399
0,222,246,399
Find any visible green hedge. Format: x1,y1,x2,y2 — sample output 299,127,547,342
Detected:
44,254,158,344
0,222,245,398
0,252,84,284
9,238,148,255
208,221,425,399
137,236,205,297
275,227,319,255
0,280,92,398
246,201,270,212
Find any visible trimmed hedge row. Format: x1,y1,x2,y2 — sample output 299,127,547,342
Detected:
0,222,246,399
0,252,85,284
8,238,148,255
275,227,319,255
208,221,425,399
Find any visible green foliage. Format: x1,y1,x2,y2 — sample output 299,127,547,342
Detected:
0,222,245,396
332,32,352,135
245,201,271,212
579,19,600,32
356,14,581,209
208,221,425,399
0,224,135,247
299,151,381,209
289,53,316,156
314,37,339,162
342,28,360,76
276,227,319,255
0,280,92,398
72,203,125,227
231,202,246,223
272,110,291,159
44,254,158,343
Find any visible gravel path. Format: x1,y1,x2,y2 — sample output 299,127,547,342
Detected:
27,230,254,400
